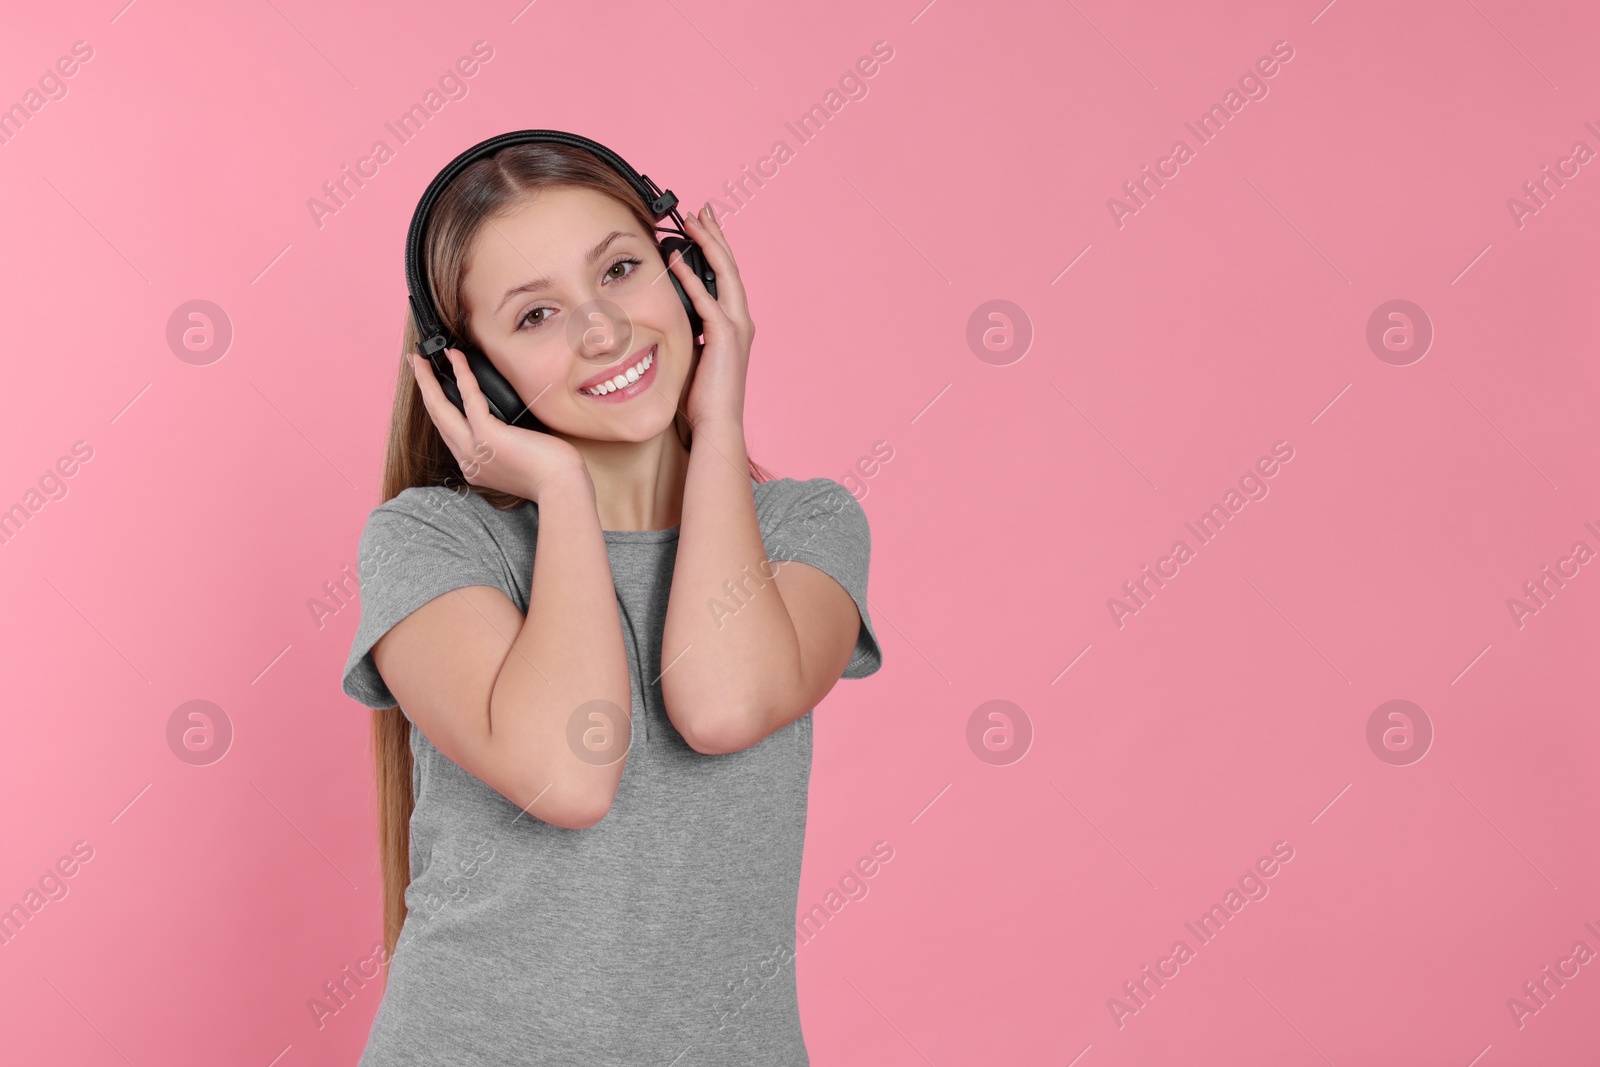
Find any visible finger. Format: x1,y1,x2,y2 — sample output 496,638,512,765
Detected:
667,248,730,328
702,206,737,268
683,207,738,280
410,351,457,424
443,347,520,470
673,239,747,329
681,210,748,320
410,353,470,447
409,351,478,464
690,202,733,260
442,347,498,426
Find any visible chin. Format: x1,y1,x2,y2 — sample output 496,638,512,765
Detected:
602,400,677,432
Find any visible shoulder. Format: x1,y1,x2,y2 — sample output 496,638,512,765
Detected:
357,484,522,560
754,475,860,514
371,483,494,522
341,487,524,707
368,483,526,527
754,476,869,553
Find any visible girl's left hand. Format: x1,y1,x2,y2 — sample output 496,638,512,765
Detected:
668,203,754,430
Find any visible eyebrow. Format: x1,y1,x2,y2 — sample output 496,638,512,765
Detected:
495,229,637,314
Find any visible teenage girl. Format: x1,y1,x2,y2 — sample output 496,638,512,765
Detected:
340,137,883,1065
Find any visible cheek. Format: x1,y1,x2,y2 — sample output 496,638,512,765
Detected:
641,283,695,356
644,273,689,322
489,340,568,398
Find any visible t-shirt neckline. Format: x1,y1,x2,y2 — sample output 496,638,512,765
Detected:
601,525,680,543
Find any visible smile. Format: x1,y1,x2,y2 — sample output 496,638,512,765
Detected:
577,346,656,400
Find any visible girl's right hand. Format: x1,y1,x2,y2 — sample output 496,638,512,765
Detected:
410,348,588,503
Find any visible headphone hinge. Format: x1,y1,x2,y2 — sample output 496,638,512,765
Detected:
640,174,677,218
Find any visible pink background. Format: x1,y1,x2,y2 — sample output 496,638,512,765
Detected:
2,0,1597,1063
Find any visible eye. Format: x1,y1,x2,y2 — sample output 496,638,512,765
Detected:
518,305,554,331
605,255,642,282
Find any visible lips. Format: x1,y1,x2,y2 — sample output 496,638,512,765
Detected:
577,345,656,392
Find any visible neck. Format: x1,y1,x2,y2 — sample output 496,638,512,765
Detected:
564,419,693,532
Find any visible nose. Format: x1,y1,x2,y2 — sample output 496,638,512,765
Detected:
570,299,635,368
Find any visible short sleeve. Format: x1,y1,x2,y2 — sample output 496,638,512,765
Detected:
340,486,511,709
761,478,884,680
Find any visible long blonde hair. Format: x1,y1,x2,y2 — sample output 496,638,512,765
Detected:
371,141,775,966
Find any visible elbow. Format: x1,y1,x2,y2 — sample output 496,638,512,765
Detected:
676,704,762,756
509,775,619,830
550,799,613,831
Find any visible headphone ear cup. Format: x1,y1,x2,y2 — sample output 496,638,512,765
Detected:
427,343,539,430
464,345,540,429
659,236,717,339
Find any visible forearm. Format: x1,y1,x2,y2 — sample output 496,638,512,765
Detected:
661,418,803,754
489,471,633,826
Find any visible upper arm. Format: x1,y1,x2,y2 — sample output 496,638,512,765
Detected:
369,584,550,811
761,478,884,686
729,479,883,738
768,560,865,720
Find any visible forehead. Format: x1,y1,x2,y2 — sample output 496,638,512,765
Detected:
463,185,647,283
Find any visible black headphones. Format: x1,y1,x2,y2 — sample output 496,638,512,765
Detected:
404,130,717,429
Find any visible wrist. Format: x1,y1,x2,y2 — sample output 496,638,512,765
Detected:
689,414,747,444
525,463,593,506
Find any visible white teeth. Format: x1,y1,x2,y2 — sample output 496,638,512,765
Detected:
581,349,653,395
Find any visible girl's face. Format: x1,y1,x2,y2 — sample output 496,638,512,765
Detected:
458,185,694,443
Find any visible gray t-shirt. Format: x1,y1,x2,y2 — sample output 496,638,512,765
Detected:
340,475,882,1066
